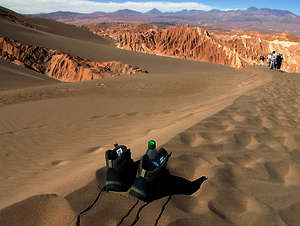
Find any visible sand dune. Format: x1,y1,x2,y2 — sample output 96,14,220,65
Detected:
1,10,300,226
2,66,300,226
0,60,58,91
0,65,270,209
162,71,300,226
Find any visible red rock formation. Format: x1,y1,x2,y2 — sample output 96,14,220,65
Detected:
211,31,300,73
88,23,300,73
0,36,147,82
93,24,247,68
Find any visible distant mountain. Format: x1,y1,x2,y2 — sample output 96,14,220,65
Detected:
26,7,300,36
114,9,143,16
146,8,162,15
26,11,86,21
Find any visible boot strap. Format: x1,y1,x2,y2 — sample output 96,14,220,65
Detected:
140,168,148,178
107,159,118,168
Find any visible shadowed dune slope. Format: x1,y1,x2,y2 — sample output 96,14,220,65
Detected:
0,60,58,91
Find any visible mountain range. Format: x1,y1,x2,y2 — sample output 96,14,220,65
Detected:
27,7,300,36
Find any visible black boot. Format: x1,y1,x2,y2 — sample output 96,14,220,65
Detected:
105,144,137,192
129,148,171,202
130,148,208,203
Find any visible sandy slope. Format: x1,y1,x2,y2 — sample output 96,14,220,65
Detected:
1,15,300,226
0,63,271,209
0,60,58,91
2,67,298,226
63,70,300,226
64,69,300,226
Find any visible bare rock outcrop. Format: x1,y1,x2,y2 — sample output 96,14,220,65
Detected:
0,36,147,82
89,24,247,69
88,24,300,73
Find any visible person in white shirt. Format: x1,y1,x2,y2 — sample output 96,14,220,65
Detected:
270,51,276,70
267,53,272,67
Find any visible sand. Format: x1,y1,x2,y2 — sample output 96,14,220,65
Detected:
1,15,300,226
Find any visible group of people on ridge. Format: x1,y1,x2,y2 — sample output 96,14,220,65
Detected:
260,51,283,70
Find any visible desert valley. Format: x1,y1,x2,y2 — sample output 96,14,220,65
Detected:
0,4,300,226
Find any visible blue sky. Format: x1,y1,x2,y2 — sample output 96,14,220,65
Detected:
1,0,300,15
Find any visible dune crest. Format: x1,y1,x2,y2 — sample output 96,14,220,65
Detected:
0,6,35,29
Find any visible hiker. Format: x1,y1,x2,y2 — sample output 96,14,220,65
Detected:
276,53,283,70
270,51,276,70
260,55,265,66
267,53,272,67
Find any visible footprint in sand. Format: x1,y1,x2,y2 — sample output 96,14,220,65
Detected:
274,110,288,121
0,130,15,135
221,120,236,131
109,113,123,118
245,197,264,213
295,134,300,144
89,115,105,120
289,149,300,166
284,163,300,186
231,113,246,122
126,111,139,116
280,131,300,150
202,120,225,130
255,131,284,151
37,124,48,129
51,160,69,167
89,114,123,120
246,136,261,150
199,132,226,144
244,158,265,168
180,131,207,147
87,146,109,154
265,160,290,184
279,202,300,226
207,187,248,221
170,195,201,214
261,116,273,129
233,131,252,147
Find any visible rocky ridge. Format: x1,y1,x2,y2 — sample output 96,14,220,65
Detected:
0,7,35,29
0,36,147,82
88,24,300,73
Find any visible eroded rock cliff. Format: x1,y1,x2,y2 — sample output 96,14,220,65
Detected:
0,36,147,82
88,23,300,73
211,31,300,73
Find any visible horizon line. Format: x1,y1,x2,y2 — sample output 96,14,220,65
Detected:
23,7,298,16
1,1,299,16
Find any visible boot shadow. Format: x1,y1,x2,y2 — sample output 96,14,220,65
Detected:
96,160,207,203
150,169,207,202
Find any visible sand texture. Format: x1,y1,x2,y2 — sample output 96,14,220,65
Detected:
1,10,300,226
